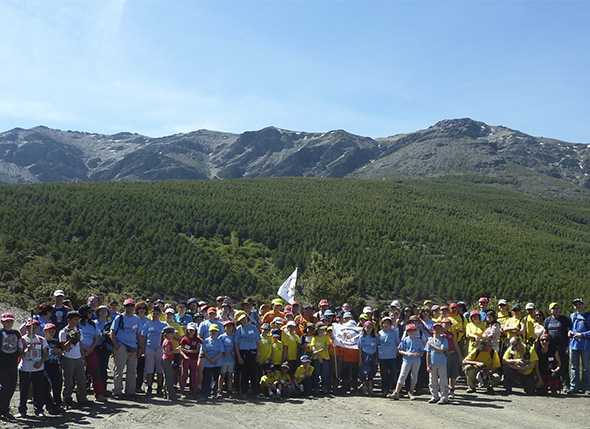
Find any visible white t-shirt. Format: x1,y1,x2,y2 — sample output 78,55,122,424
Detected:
18,334,48,372
59,327,82,359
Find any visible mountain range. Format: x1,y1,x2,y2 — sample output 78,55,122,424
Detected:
1,118,589,196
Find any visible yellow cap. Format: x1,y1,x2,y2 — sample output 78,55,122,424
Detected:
209,324,220,332
548,302,559,310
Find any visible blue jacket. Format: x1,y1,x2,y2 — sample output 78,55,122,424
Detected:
570,312,590,351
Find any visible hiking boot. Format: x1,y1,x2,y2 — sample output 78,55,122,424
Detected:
387,392,400,400
428,397,438,404
437,398,449,405
34,409,45,417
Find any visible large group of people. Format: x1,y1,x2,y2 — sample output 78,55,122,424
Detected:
0,289,589,422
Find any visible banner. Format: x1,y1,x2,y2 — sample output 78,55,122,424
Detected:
331,323,363,349
277,268,298,304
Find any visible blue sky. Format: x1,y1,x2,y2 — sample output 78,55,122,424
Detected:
1,1,588,141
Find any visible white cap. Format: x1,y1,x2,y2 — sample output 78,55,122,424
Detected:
362,306,373,314
498,299,508,305
165,308,176,314
286,321,296,327
53,289,65,297
525,302,535,310
186,322,198,331
390,300,401,308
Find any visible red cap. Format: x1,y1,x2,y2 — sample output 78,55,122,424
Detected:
43,323,57,331
478,297,489,304
25,319,40,327
319,299,329,307
207,307,217,315
223,320,235,326
470,310,481,318
449,303,458,309
406,323,417,331
1,312,15,322
123,298,135,306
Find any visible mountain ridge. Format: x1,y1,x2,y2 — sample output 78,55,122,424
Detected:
1,118,589,196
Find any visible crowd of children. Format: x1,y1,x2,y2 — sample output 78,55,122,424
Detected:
0,290,589,422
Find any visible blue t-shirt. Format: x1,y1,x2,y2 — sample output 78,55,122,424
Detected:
79,321,97,348
176,313,193,326
142,319,167,351
219,333,235,365
46,338,61,364
112,314,140,349
198,319,224,340
201,336,224,368
425,336,449,366
95,319,110,347
359,334,378,355
235,323,260,350
398,335,425,362
378,328,400,360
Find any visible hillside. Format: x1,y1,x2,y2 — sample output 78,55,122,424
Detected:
1,178,589,309
1,119,589,196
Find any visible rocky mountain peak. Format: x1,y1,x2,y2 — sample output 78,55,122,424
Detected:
430,118,492,138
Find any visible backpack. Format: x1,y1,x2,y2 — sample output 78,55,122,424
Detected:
0,329,21,355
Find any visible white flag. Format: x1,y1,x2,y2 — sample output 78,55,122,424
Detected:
331,323,363,349
277,268,298,304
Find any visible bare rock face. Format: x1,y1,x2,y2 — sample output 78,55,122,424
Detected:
0,119,588,195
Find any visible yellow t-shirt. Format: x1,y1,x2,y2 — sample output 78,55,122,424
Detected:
310,335,331,361
465,321,485,353
523,315,536,342
271,339,284,365
503,345,538,376
275,370,291,384
294,364,314,383
165,319,185,349
448,315,466,342
257,335,272,364
503,316,522,340
281,331,301,361
465,348,501,369
497,310,511,327
260,373,277,387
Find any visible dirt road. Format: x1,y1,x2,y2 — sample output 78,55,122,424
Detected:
3,389,588,429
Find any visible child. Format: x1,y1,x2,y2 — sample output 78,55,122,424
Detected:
161,327,178,401
294,355,314,396
281,321,301,373
359,321,378,395
43,323,64,408
256,323,273,368
259,364,278,398
218,320,236,397
18,319,56,417
179,322,201,396
425,323,449,404
310,324,332,394
275,362,295,398
271,329,286,367
58,311,88,407
389,323,425,400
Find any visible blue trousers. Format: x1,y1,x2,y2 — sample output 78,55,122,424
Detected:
570,349,590,392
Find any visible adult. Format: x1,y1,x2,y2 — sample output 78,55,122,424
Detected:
524,303,537,345
110,298,142,399
198,307,224,340
496,299,511,326
78,305,106,401
465,311,485,354
51,289,70,332
141,305,167,397
377,316,400,395
502,336,539,395
94,305,112,398
262,299,285,325
535,333,562,395
568,298,590,394
314,299,330,320
462,339,500,394
234,312,260,395
0,312,23,421
544,302,571,387
134,301,150,394
503,305,524,340
59,311,88,407
33,304,53,336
